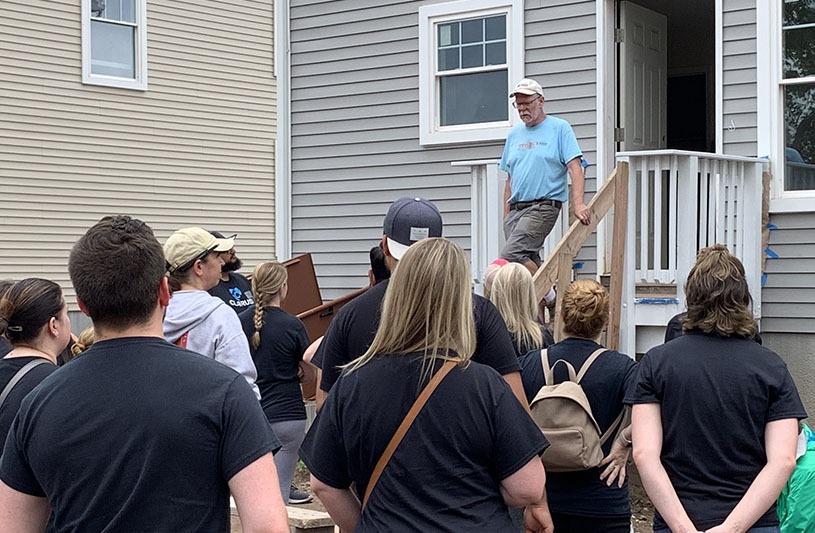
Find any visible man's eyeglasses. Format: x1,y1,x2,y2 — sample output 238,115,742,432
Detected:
512,96,542,109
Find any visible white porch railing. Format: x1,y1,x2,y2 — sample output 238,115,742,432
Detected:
616,150,767,313
453,159,568,291
458,150,766,357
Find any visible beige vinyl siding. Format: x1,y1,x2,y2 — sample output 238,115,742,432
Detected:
721,0,757,156
0,0,277,306
289,0,599,299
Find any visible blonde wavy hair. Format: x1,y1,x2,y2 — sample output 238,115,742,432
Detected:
71,326,95,356
561,279,609,339
345,238,476,384
250,261,288,349
489,262,543,353
682,244,757,338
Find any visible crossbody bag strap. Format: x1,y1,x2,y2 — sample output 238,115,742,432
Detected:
361,359,457,510
0,359,50,410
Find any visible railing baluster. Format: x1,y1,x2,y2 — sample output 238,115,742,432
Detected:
698,158,709,250
639,157,649,282
654,155,664,282
668,155,678,280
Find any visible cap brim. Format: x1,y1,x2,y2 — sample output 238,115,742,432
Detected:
212,237,235,252
386,237,410,261
510,89,539,97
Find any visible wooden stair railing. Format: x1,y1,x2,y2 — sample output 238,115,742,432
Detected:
532,161,629,350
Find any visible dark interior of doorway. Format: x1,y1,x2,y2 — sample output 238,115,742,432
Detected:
667,73,709,152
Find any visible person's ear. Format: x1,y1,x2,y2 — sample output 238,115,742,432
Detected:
159,276,171,307
76,297,91,317
47,316,60,337
381,235,391,257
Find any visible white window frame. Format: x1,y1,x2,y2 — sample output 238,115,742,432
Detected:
760,0,815,212
418,0,524,146
81,0,149,90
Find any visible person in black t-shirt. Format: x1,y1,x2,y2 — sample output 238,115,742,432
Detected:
489,262,555,357
239,260,312,505
0,279,69,444
312,197,524,410
301,238,552,533
520,279,636,533
0,216,287,533
627,245,806,533
207,231,255,313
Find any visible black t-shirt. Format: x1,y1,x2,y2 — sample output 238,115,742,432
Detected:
313,279,520,391
301,355,548,532
509,324,555,357
208,272,254,314
239,305,309,423
0,356,57,446
0,337,279,533
519,338,637,517
625,332,807,530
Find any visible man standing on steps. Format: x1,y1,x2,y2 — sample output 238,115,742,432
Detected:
500,78,591,277
207,231,255,314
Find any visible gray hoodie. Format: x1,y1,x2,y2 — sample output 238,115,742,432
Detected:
163,290,260,399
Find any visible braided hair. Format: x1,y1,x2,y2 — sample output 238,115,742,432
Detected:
250,262,287,349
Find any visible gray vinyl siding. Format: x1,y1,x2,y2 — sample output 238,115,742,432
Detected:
289,0,599,300
761,212,815,334
721,0,758,156
0,0,276,305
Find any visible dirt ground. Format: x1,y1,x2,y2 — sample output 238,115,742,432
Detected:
293,461,655,531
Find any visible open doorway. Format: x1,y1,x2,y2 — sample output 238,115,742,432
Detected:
616,0,715,153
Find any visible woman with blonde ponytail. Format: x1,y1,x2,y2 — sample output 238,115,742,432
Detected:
489,262,554,356
238,261,312,505
300,238,549,533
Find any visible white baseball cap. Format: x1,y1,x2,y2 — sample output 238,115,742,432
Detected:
510,78,544,98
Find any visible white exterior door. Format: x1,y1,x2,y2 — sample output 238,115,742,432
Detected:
620,1,667,151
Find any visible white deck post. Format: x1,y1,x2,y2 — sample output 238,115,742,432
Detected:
618,155,637,358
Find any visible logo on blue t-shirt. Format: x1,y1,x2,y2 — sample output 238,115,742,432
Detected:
229,287,243,300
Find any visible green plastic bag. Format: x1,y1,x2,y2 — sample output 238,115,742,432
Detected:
778,424,815,533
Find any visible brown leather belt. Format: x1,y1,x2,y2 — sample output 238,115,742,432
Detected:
510,198,562,211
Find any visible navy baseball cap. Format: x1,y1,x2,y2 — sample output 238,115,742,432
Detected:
382,197,443,260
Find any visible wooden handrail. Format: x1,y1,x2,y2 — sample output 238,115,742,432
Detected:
532,161,629,349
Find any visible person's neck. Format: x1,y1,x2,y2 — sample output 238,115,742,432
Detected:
526,112,547,128
7,344,58,364
179,281,208,291
92,310,166,343
220,272,229,282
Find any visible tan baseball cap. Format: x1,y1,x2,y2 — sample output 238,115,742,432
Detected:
510,78,544,97
164,227,234,273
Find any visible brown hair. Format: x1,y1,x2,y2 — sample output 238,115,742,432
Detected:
250,262,288,349
489,263,543,352
345,238,476,385
69,215,166,329
682,244,756,338
561,279,609,339
0,278,64,343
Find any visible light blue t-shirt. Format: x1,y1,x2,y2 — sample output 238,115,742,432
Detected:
499,115,582,203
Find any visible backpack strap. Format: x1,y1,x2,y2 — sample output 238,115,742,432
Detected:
0,359,50,410
541,349,577,385
599,406,629,446
575,348,608,383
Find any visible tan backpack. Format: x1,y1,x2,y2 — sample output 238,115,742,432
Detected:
529,348,624,472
